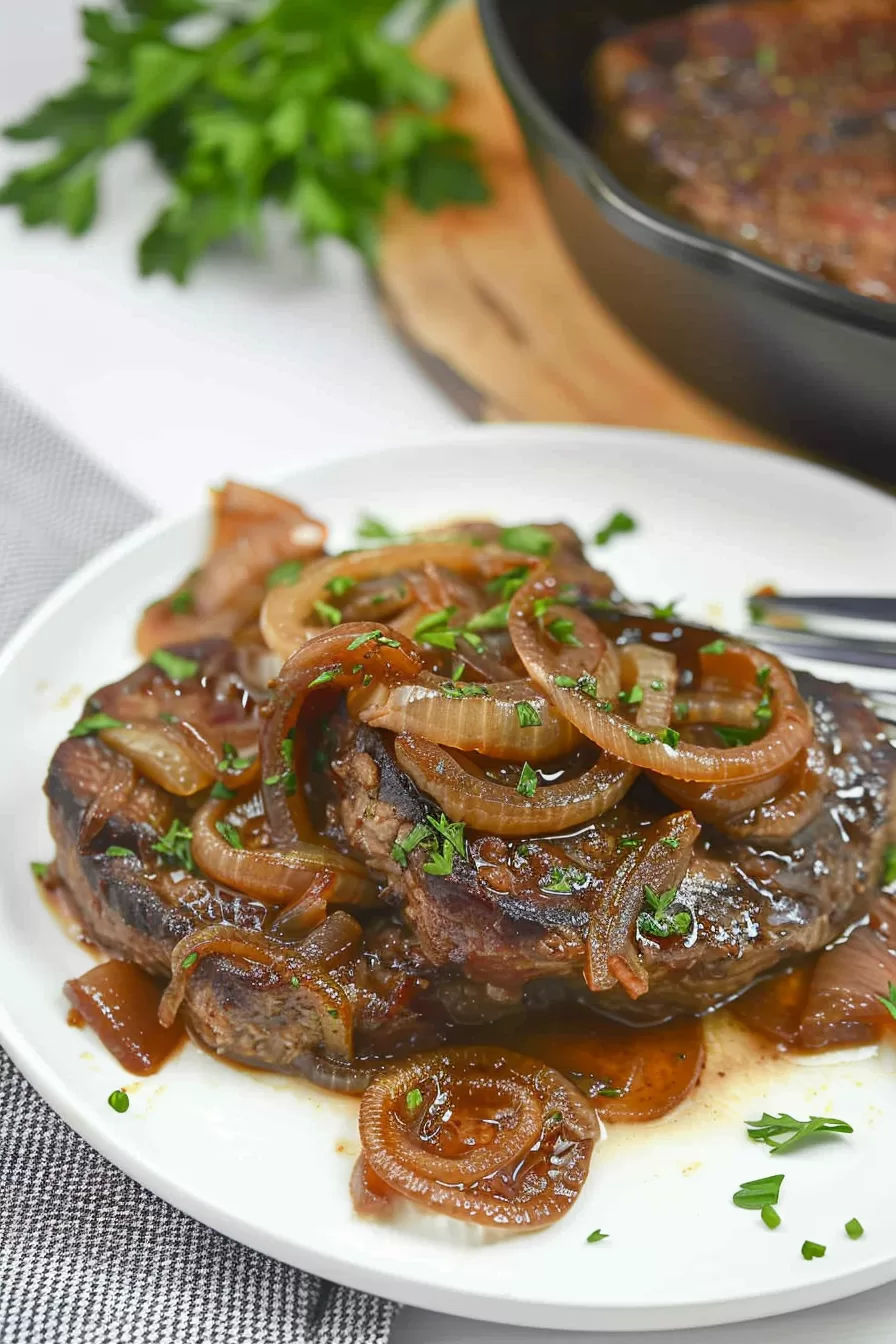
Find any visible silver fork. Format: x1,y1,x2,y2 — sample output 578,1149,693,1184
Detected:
747,592,896,733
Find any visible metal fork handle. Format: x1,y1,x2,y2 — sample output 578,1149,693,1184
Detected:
752,628,896,672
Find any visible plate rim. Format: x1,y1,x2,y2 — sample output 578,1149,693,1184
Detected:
2,422,895,1332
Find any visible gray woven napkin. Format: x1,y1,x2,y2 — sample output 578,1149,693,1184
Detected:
0,385,398,1344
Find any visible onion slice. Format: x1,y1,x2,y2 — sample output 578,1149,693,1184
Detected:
357,1046,597,1228
586,810,700,998
798,898,896,1049
510,574,812,783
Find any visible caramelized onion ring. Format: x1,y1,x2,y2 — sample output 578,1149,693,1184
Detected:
191,795,376,906
358,1046,597,1228
394,734,632,836
159,919,357,1057
586,810,700,998
351,674,581,763
101,722,217,796
510,575,811,783
260,543,534,661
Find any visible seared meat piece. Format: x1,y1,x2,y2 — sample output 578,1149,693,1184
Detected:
329,677,896,1021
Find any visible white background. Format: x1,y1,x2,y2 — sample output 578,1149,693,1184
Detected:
2,3,895,1339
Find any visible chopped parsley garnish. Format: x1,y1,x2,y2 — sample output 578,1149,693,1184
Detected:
326,575,356,598
106,846,135,858
158,712,179,724
660,727,680,749
845,1218,864,1240
745,1112,853,1154
619,835,642,850
674,700,689,720
650,680,665,691
466,601,510,632
418,814,467,877
362,673,373,687
586,1229,609,1243
515,701,542,728
427,813,467,859
761,1205,781,1229
108,1089,129,1113
346,629,400,651
290,975,300,988
313,599,342,627
532,596,554,621
882,845,896,887
627,728,656,745
414,606,457,640
547,618,581,646
30,861,49,880
554,675,577,688
421,847,454,876
309,667,341,687
391,822,430,869
517,761,538,798
650,600,678,620
451,662,464,682
801,1241,825,1261
486,565,530,600
597,1086,622,1098
210,781,236,800
218,741,252,772
440,681,488,699
638,886,691,938
406,1087,424,1112
215,821,242,849
357,515,400,541
732,1173,784,1210
152,819,194,871
170,589,194,614
500,524,554,558
659,836,680,850
541,865,588,895
265,559,304,589
594,511,636,546
150,649,198,681
876,982,896,1020
352,664,363,673
618,684,644,706
699,639,727,656
461,629,484,653
68,711,124,738
181,951,198,969
755,42,777,74
715,725,765,748
757,665,771,688
264,739,296,793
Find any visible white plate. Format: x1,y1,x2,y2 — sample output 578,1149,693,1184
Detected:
2,425,896,1333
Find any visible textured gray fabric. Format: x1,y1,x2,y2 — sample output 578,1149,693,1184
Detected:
0,383,398,1344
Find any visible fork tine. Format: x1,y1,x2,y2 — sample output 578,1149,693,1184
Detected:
867,689,896,725
750,628,896,672
751,595,896,623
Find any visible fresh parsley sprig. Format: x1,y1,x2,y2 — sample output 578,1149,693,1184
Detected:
745,1112,853,1154
0,0,488,283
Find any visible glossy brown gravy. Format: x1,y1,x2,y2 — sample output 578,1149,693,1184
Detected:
64,960,185,1076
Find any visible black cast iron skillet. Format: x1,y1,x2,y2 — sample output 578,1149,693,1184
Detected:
478,0,896,482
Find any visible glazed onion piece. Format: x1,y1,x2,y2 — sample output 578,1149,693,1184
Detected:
394,734,633,837
510,575,812,782
717,741,828,840
798,897,896,1049
357,1046,598,1229
101,722,218,796
352,674,581,763
586,810,700,999
79,752,136,848
260,542,535,661
191,795,377,906
679,690,761,728
260,622,425,846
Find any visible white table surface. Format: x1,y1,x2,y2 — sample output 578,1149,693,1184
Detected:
2,4,895,1340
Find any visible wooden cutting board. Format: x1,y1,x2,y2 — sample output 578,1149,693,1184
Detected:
377,2,781,449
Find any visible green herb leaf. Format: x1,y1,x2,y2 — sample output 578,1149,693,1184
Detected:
440,681,488,699
517,761,538,798
586,1229,609,1243
150,648,198,682
265,559,305,589
158,712,179,724
182,952,198,970
554,675,578,689
626,728,656,745
618,835,642,850
659,836,680,849
845,1217,864,1240
756,665,771,687
426,813,467,860
215,819,243,849
105,846,135,858
500,525,554,558
547,618,581,647
108,1089,130,1114
594,511,636,546
309,667,341,687
715,724,765,747
68,711,125,738
486,564,529,600
699,639,728,656
732,1174,785,1210
883,845,896,887
391,822,431,869
357,515,400,541
515,701,542,728
466,601,510,632
618,684,644,706
30,861,49,880
313,599,342,627
755,43,777,74
660,727,681,749
210,781,236,801
170,588,194,614
326,575,357,598
406,1087,424,1111
801,1240,826,1261
638,885,691,938
650,601,678,620
218,741,252,772
745,1112,853,1154
761,1205,781,1229
151,819,194,871
876,982,896,1020
541,865,588,895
